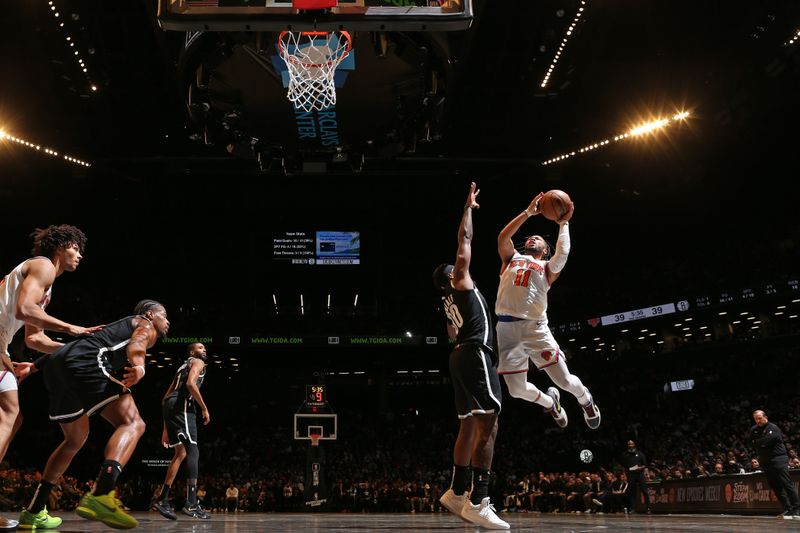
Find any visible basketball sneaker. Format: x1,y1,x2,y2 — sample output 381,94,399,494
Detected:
152,499,177,520
461,497,510,529
545,387,568,428
0,517,19,530
440,489,470,522
18,507,61,529
182,503,211,519
581,394,601,429
76,490,138,529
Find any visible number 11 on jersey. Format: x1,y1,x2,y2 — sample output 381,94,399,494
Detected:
513,269,531,287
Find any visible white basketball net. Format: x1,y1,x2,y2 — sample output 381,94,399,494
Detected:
279,31,352,112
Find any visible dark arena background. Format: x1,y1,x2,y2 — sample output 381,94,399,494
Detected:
1,1,800,531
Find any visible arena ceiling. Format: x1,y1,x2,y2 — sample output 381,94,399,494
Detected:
0,0,798,337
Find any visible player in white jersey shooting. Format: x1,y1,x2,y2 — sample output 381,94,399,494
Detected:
495,193,600,429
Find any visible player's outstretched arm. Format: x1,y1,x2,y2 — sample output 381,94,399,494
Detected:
557,200,575,223
546,201,576,284
453,182,479,291
498,192,543,272
17,259,103,349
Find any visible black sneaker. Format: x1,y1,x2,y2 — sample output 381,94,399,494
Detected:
182,504,211,519
152,499,177,520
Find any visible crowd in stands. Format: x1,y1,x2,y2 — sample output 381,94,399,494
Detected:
0,341,798,515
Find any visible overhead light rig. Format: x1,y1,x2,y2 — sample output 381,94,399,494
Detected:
542,111,690,166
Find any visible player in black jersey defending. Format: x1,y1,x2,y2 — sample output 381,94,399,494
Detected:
16,299,169,530
433,182,509,530
152,342,211,520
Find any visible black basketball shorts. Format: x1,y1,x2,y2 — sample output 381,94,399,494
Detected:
163,396,198,446
449,343,502,418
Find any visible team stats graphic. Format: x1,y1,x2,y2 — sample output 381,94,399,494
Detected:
273,230,360,265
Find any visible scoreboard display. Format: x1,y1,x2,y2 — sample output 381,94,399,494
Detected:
273,230,360,265
307,384,326,405
300,384,332,415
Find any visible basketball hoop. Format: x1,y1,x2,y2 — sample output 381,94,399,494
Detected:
278,31,352,112
310,434,321,447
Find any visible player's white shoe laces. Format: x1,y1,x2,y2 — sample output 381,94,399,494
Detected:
461,497,510,529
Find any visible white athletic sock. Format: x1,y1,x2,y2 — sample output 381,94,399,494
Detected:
577,389,592,406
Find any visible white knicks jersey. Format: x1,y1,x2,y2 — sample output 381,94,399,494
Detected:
0,258,52,355
495,252,549,319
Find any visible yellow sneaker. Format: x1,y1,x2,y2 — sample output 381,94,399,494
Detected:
18,506,62,529
76,490,138,529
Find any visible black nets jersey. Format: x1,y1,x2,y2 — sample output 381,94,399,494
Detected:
164,357,206,405
442,285,494,352
49,315,139,383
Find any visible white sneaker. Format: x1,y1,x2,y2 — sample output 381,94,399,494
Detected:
0,516,19,529
545,387,568,428
461,497,510,530
581,393,601,429
440,489,470,522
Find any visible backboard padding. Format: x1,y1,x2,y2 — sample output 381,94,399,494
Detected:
158,0,473,32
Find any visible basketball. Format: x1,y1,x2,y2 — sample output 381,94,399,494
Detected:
539,189,572,221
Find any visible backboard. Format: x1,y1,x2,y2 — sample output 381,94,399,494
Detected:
294,413,338,441
157,0,473,32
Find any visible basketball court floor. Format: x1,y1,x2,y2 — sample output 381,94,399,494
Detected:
47,511,800,532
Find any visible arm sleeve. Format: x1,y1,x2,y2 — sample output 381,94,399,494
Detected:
547,222,571,273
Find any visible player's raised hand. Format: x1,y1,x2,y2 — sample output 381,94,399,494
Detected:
557,201,575,223
465,181,480,209
527,192,544,217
